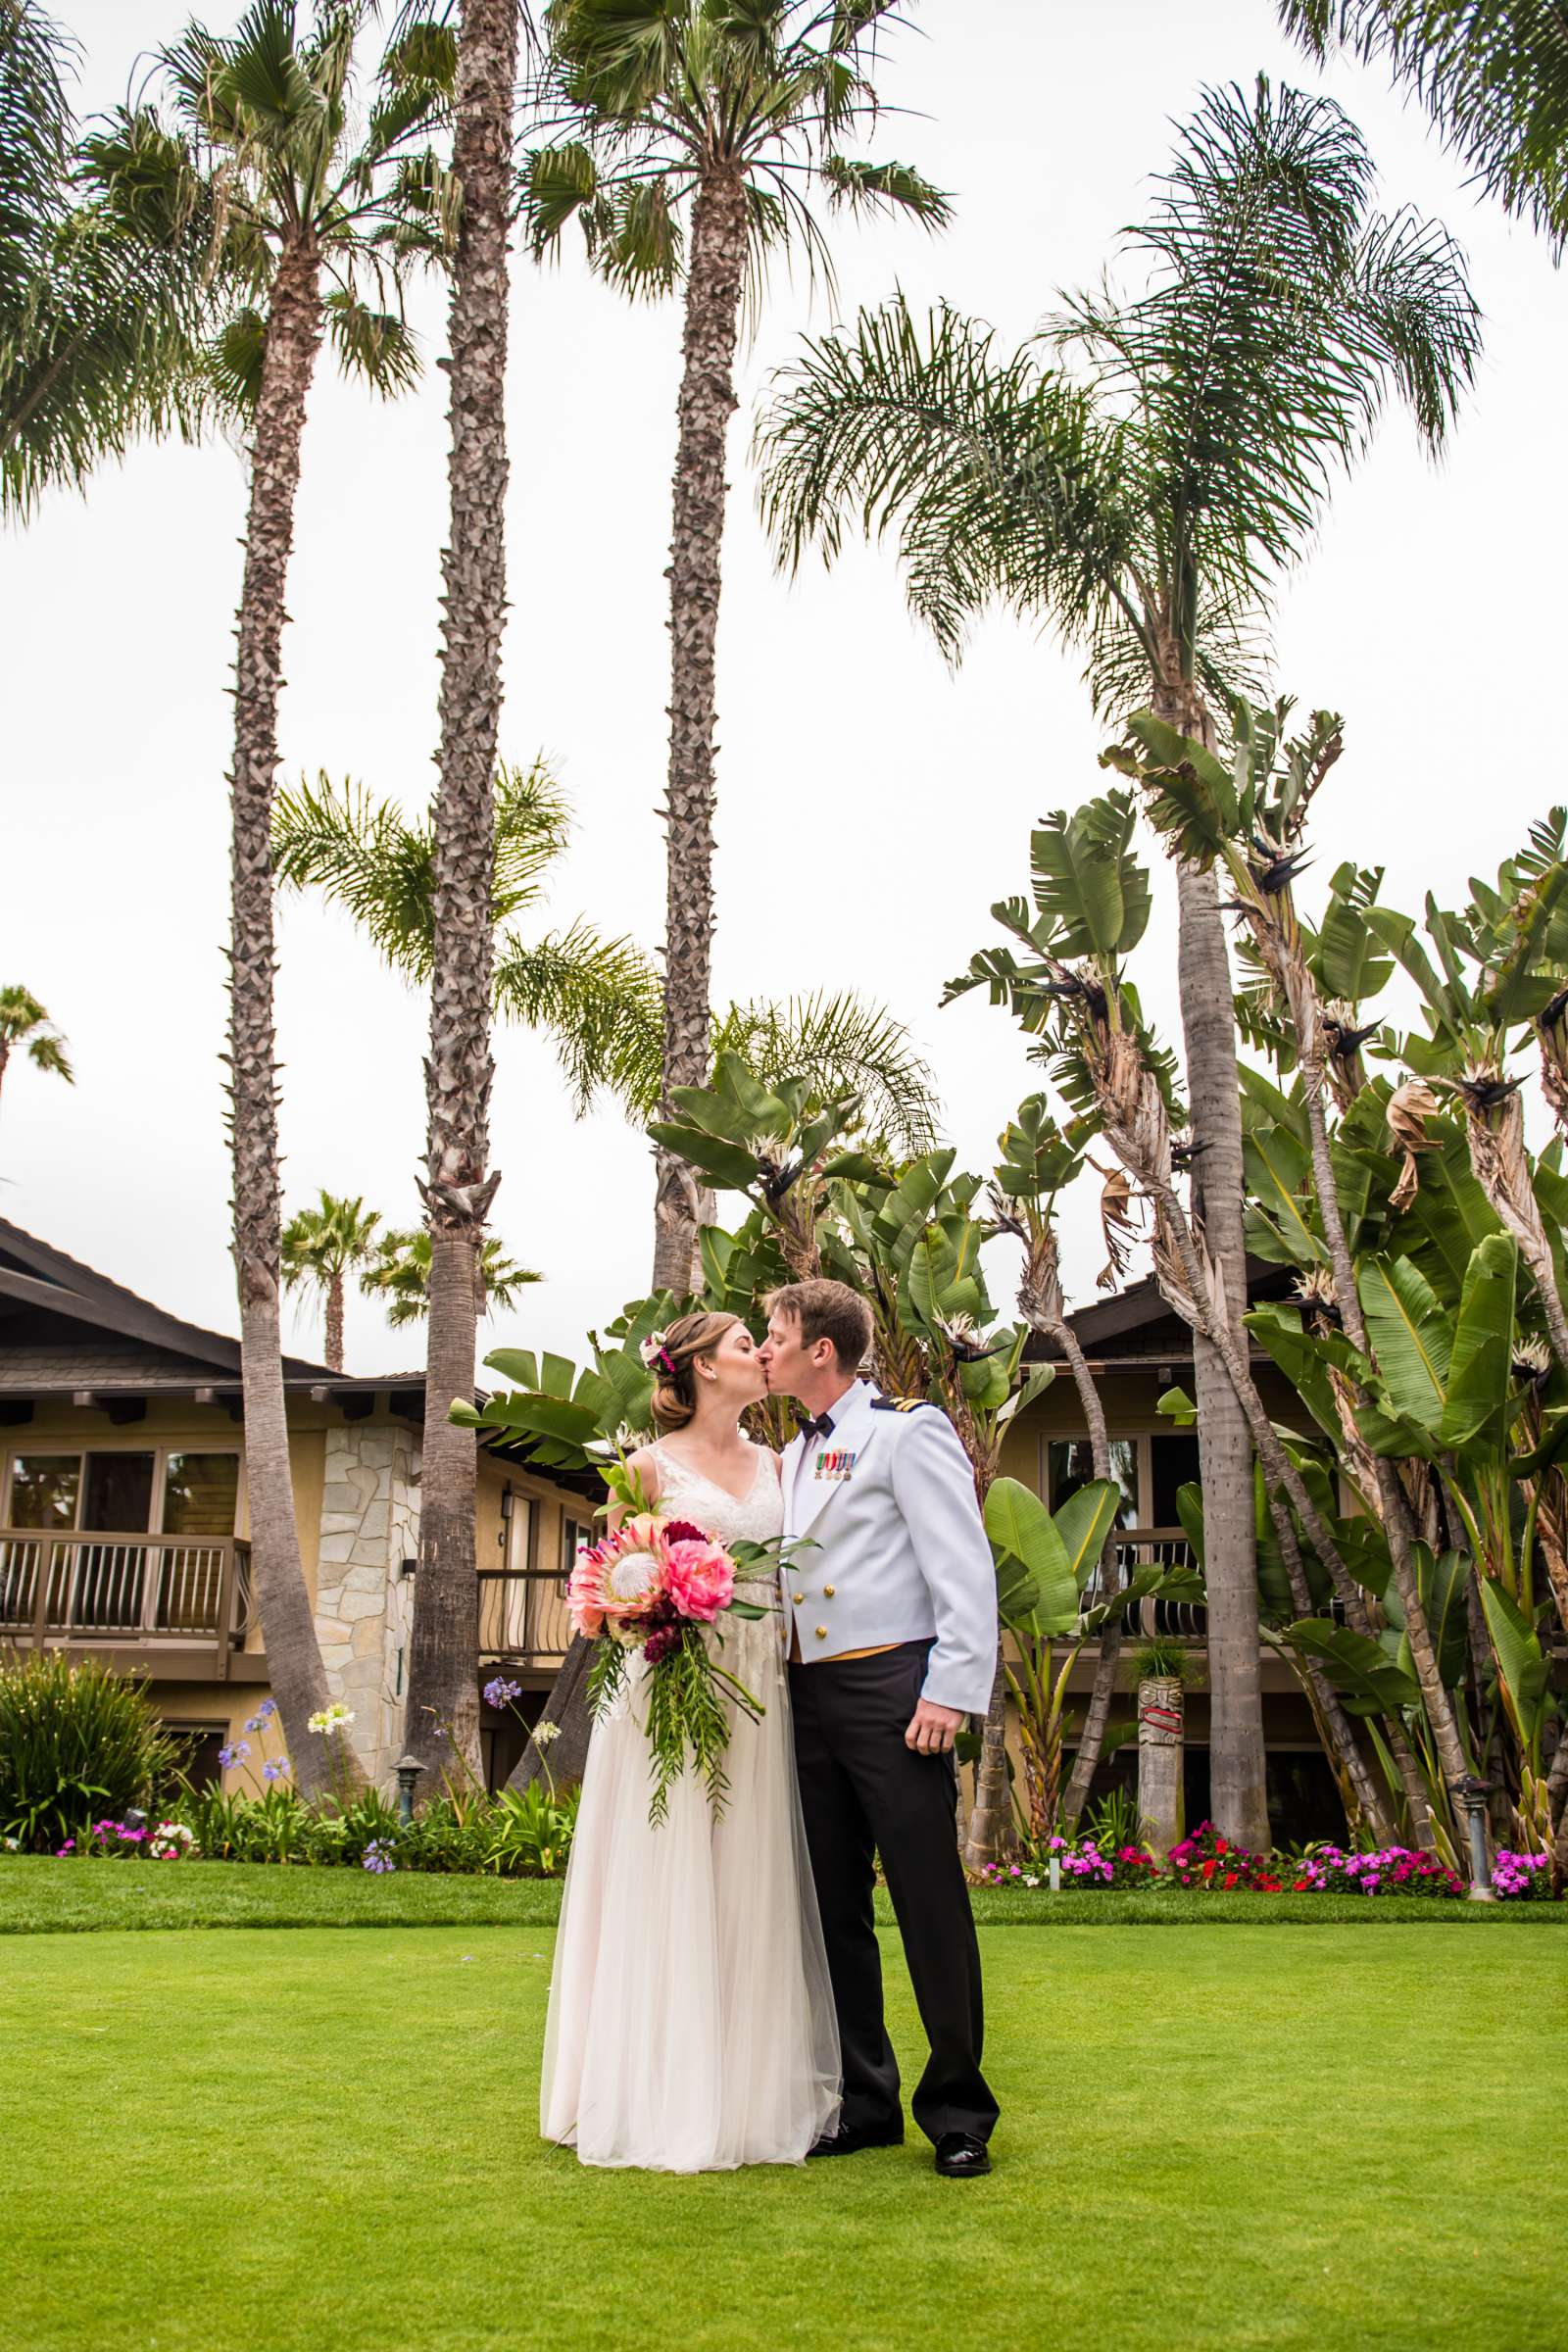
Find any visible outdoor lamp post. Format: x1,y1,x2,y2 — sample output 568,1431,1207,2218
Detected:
1454,1775,1494,1901
395,1753,425,1827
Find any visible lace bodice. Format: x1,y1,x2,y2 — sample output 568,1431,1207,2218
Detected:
652,1443,783,1564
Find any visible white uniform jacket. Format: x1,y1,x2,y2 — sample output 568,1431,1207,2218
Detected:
780,1379,999,1719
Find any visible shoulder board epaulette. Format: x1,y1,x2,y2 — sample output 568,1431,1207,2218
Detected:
872,1396,934,1413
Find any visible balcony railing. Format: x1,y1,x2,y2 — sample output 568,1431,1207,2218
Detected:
1095,1529,1208,1639
0,1529,254,1672
478,1568,572,1669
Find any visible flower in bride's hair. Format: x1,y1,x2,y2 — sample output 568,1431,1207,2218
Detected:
638,1329,671,1372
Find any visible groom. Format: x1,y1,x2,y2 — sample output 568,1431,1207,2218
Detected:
759,1278,1000,2180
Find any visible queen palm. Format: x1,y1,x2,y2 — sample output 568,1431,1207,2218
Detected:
0,984,73,1125
273,763,941,1143
521,0,949,1293
1280,2,1568,250
361,1224,540,1326
756,76,1480,1848
280,1192,383,1369
122,1,454,1797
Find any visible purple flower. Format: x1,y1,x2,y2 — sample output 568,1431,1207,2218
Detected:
218,1744,236,1768
260,1698,276,1718
243,1714,265,1734
264,1758,290,1783
362,1839,397,1876
483,1676,523,1709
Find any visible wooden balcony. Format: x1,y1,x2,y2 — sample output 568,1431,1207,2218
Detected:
0,1529,262,1682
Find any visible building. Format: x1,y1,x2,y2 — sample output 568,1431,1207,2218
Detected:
0,1219,593,1791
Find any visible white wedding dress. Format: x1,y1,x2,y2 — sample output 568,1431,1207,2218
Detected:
539,1444,842,2171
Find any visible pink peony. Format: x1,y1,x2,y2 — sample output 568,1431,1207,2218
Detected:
664,1539,736,1624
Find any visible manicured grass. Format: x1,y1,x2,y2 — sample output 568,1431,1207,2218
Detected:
1,1920,1561,2352
2,1853,1565,1936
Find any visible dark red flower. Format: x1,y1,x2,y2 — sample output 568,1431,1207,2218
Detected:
661,1519,708,1545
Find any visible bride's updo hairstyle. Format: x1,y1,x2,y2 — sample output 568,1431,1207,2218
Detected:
647,1310,743,1434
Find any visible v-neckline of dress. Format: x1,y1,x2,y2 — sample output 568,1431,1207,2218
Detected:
654,1443,769,1511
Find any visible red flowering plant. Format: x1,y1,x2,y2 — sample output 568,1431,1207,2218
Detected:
1166,1821,1285,1892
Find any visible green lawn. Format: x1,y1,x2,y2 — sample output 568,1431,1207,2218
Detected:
1,1915,1562,2352
5,1855,1566,1935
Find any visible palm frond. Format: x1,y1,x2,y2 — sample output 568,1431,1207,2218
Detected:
1280,0,1568,251
710,989,942,1154
493,921,664,1113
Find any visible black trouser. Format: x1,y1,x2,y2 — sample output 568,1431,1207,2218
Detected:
790,1640,999,2146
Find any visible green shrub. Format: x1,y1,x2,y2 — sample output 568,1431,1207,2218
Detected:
0,1654,181,1852
482,1783,578,1878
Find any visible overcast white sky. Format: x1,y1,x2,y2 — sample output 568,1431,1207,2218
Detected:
3,1,1564,1376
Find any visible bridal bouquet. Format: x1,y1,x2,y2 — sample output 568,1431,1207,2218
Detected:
567,1513,773,1825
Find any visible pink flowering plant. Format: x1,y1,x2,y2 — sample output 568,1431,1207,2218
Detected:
1492,1849,1551,1900
1286,1843,1464,1898
569,1511,779,1825
975,1836,1160,1891
1168,1822,1286,1891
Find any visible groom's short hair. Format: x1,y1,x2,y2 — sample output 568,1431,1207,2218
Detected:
764,1278,872,1370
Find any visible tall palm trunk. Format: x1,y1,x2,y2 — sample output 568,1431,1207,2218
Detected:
1050,1319,1123,1834
403,0,518,1786
324,1269,344,1372
1152,666,1270,1853
228,235,349,1801
651,167,748,1297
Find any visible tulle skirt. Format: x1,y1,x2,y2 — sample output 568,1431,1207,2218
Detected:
540,1604,842,2172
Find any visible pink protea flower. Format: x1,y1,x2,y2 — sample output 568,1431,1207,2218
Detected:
664,1539,735,1625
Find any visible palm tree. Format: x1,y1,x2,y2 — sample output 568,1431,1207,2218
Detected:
119,2,454,1798
280,1192,383,1369
273,766,942,1143
361,1224,540,1326
0,984,73,1124
1,0,214,519
403,0,525,1789
521,0,949,1292
1280,2,1568,250
755,77,1480,1850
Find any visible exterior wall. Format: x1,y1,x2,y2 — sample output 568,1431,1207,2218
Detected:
314,1421,421,1785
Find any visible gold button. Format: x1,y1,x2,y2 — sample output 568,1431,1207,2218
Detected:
823,1585,836,1598
815,1626,828,1640
792,1593,805,1606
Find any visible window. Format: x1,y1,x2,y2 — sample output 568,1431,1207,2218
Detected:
8,1455,80,1527
162,1454,239,1538
1150,1434,1201,1529
561,1514,593,1593
1048,1438,1139,1526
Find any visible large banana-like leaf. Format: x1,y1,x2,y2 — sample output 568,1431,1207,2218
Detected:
1438,1233,1517,1455
1027,795,1151,959
1049,1480,1123,1592
1357,1254,1453,1437
1477,1580,1552,1747
1243,1122,1326,1267
646,1120,761,1194
1117,712,1240,864
1412,1543,1470,1689
1280,1620,1421,1717
983,1477,1078,1628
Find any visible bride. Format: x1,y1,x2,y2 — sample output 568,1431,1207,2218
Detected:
540,1308,842,2172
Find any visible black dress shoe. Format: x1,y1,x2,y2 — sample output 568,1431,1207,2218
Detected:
933,2131,992,2178
806,2121,906,2159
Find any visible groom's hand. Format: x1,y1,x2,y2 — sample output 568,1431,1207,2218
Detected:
906,1696,964,1755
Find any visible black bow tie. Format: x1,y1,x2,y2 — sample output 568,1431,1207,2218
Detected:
802,1409,836,1443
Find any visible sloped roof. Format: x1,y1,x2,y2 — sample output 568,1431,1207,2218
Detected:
0,1219,336,1391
